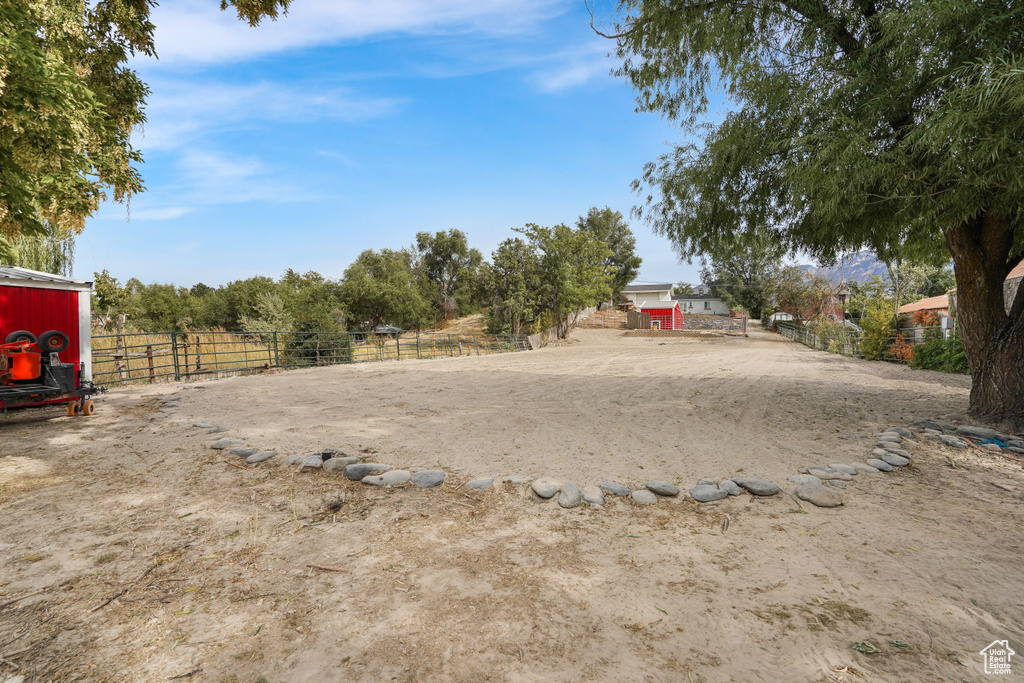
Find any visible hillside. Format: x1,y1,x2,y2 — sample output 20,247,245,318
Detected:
800,250,888,284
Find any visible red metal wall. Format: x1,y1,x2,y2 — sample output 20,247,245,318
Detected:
644,306,679,330
0,285,81,366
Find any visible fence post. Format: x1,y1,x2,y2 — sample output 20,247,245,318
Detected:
417,331,421,359
396,334,401,360
146,345,155,382
195,334,202,372
346,334,353,363
273,332,280,368
114,314,128,381
171,332,181,382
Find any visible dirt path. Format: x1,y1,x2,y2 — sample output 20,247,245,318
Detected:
1,328,1022,682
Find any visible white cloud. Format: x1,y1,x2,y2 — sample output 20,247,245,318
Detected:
530,42,615,93
128,207,192,221
135,80,404,150
151,0,569,64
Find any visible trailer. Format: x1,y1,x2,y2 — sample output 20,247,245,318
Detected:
0,267,102,415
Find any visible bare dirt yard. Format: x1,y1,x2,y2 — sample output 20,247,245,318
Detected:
2,326,1023,682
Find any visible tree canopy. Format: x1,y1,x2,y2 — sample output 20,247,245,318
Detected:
576,207,641,302
606,0,1024,425
0,0,291,263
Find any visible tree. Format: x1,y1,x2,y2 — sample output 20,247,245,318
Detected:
769,267,832,323
1,223,75,276
672,282,694,297
485,238,543,336
699,236,783,319
415,230,483,322
605,0,1024,426
339,249,434,331
516,223,613,338
576,207,642,302
0,0,290,262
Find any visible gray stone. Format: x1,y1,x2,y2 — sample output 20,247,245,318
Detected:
883,447,912,459
411,470,446,488
193,422,214,429
877,434,902,444
913,419,944,431
362,470,412,487
300,455,323,471
871,448,890,458
689,484,728,502
731,477,781,496
210,439,242,450
828,464,858,475
806,467,853,481
938,422,957,431
504,475,533,485
344,462,391,481
867,458,894,472
466,477,494,490
229,447,258,458
1008,447,1024,455
718,480,743,496
246,450,277,463
158,407,177,414
599,481,630,496
900,438,919,450
854,463,881,474
558,482,582,508
582,486,605,505
207,426,229,434
789,474,823,486
1006,439,1024,449
283,455,305,466
631,489,658,504
698,478,716,486
888,428,914,437
980,443,1003,452
323,456,361,474
795,484,844,507
940,435,970,449
957,425,997,439
825,480,847,489
531,477,562,498
881,452,910,467
647,481,680,497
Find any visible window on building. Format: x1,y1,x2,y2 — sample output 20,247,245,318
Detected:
704,301,711,310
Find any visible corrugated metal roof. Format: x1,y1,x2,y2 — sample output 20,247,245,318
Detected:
0,266,91,286
622,283,673,292
898,293,949,314
637,300,680,310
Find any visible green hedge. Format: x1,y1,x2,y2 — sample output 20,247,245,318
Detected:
909,328,969,374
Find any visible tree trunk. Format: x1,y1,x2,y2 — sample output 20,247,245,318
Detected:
945,212,1024,430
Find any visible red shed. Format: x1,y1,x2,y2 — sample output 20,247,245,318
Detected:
1,266,93,390
638,300,683,330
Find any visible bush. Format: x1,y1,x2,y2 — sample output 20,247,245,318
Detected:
909,328,969,374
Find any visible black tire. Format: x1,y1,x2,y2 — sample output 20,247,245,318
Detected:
38,330,70,353
5,330,36,345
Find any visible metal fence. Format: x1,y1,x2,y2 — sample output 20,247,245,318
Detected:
774,321,944,362
91,330,530,385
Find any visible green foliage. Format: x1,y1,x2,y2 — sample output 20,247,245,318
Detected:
576,207,641,301
1,222,75,275
699,234,783,319
415,230,483,321
672,282,694,297
515,223,613,337
239,292,293,332
768,266,832,322
859,300,896,361
484,238,543,335
910,328,969,374
339,249,434,331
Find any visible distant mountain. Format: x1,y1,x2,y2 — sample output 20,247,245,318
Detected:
800,250,888,284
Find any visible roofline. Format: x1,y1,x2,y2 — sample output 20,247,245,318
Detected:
0,267,93,292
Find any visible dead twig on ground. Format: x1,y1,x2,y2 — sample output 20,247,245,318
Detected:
168,667,203,679
0,589,45,611
448,500,475,509
722,514,731,533
90,564,157,612
307,564,347,573
226,462,251,472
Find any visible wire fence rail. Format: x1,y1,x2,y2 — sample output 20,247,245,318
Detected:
91,330,530,386
774,321,944,363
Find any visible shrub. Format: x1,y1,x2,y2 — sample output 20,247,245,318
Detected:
859,300,895,360
909,328,969,374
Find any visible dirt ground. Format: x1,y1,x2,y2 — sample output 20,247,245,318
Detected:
1,326,1023,682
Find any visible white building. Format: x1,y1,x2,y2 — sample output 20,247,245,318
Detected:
674,293,731,315
621,283,673,307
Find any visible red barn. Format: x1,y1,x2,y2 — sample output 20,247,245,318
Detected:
0,267,94,407
638,300,683,330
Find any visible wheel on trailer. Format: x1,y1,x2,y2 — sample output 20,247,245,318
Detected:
37,330,70,353
5,330,36,345
82,400,95,416
66,401,80,417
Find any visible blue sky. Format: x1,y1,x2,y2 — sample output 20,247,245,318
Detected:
80,0,706,288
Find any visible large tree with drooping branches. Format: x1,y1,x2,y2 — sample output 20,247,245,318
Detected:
601,0,1024,427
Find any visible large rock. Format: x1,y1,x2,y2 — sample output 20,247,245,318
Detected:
411,470,446,488
1008,447,1024,455
246,450,277,464
957,425,997,439
344,462,391,480
207,426,229,434
631,490,658,504
300,455,323,472
871,448,890,459
323,456,361,474
647,481,680,497
466,477,494,490
731,477,781,496
888,428,914,437
229,447,258,458
283,454,305,466
363,470,411,487
599,481,630,497
698,478,716,486
558,482,582,508
940,435,970,449
913,419,944,431
689,485,728,502
210,439,242,450
867,458,894,472
881,452,910,467
193,422,214,429
883,447,912,459
827,464,858,475
806,467,853,481
1008,440,1024,450
854,463,880,474
795,484,844,507
718,480,743,496
531,477,562,499
789,474,823,486
582,486,605,505
877,434,902,444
